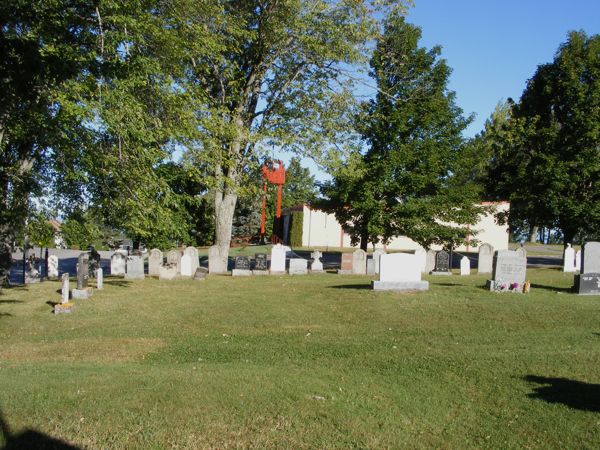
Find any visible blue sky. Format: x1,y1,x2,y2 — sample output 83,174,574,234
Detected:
405,0,600,137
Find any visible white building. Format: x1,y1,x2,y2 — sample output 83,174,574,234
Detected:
280,202,510,252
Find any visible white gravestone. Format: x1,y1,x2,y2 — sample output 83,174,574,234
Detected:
366,259,376,275
424,250,436,273
184,246,199,275
488,250,527,292
48,255,59,278
478,243,494,274
460,256,470,275
148,249,163,277
289,258,308,275
310,250,323,272
563,244,576,272
208,245,227,274
159,265,178,280
96,268,103,290
166,249,182,273
61,273,70,303
373,249,386,274
125,255,145,280
372,253,429,291
352,249,367,275
414,248,427,273
270,244,286,273
180,254,193,277
575,250,581,272
111,252,126,276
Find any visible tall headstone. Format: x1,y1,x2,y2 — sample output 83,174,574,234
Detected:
208,245,228,274
563,244,576,272
61,273,70,303
111,252,126,276
414,248,427,273
148,249,163,277
339,253,353,274
425,250,436,274
352,249,367,275
24,255,40,284
232,256,252,276
270,244,286,273
72,253,93,299
574,241,600,295
125,255,145,280
487,250,527,292
373,249,386,274
460,256,470,276
166,249,182,273
431,250,451,275
575,250,582,272
184,246,199,275
180,254,193,277
97,268,103,290
372,253,429,291
310,250,323,272
48,255,59,278
289,258,308,275
253,253,269,275
366,259,376,276
478,243,494,274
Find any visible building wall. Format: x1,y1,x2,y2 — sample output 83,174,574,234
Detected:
289,202,510,251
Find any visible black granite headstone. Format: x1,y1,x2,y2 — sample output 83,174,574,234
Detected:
575,272,600,295
434,250,450,273
254,253,268,271
235,256,250,270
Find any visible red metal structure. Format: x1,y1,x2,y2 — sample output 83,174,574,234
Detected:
260,159,286,241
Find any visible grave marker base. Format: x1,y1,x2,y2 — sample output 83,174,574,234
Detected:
54,302,75,314
252,270,269,276
71,288,93,299
430,271,452,276
372,280,429,291
232,269,252,276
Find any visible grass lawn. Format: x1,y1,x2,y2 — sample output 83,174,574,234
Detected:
0,269,599,449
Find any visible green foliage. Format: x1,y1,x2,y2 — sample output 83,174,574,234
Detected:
321,16,484,250
289,210,304,247
486,31,600,243
26,212,55,249
60,211,103,250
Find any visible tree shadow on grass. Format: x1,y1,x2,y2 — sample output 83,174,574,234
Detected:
432,282,463,287
0,300,22,304
0,410,82,450
103,280,132,288
0,313,12,318
523,375,600,412
329,284,372,290
530,283,573,293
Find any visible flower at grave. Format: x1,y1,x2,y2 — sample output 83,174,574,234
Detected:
510,282,520,290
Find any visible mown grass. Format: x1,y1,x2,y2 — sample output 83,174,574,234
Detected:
0,269,599,449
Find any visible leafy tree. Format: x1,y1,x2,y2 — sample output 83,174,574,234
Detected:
487,31,600,244
321,15,484,250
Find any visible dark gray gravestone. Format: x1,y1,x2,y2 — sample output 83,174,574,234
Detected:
72,253,93,299
254,253,268,271
574,273,600,295
194,267,208,281
431,250,451,275
232,256,251,276
573,241,600,294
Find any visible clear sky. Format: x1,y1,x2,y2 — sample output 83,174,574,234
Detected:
405,0,600,137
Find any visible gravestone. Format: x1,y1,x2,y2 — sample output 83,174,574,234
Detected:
414,248,427,273
515,247,527,258
289,258,308,275
563,244,576,272
72,253,92,299
270,244,286,273
48,255,59,278
573,241,600,294
487,250,527,292
373,249,386,274
431,250,451,275
366,259,376,276
194,267,208,281
159,264,178,280
55,272,74,314
96,268,103,290
575,250,581,272
88,247,101,277
184,246,199,275
125,255,145,280
166,249,182,273
352,249,367,275
372,253,429,291
310,250,324,272
208,245,228,274
460,256,470,275
180,254,193,277
425,250,436,273
338,253,353,274
232,256,252,276
478,243,494,274
24,255,40,284
148,249,163,277
253,253,269,275
111,252,126,276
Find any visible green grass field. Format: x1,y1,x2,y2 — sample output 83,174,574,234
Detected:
1,269,599,449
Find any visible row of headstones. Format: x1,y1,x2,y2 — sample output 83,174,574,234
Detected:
110,247,207,280
563,243,581,272
227,245,324,276
54,253,104,313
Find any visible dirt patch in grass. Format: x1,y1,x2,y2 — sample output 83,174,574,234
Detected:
0,337,165,363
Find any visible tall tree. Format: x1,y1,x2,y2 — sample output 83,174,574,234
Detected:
487,31,600,244
321,15,484,250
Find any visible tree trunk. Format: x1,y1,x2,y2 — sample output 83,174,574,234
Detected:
359,228,369,251
529,225,538,243
212,190,237,273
